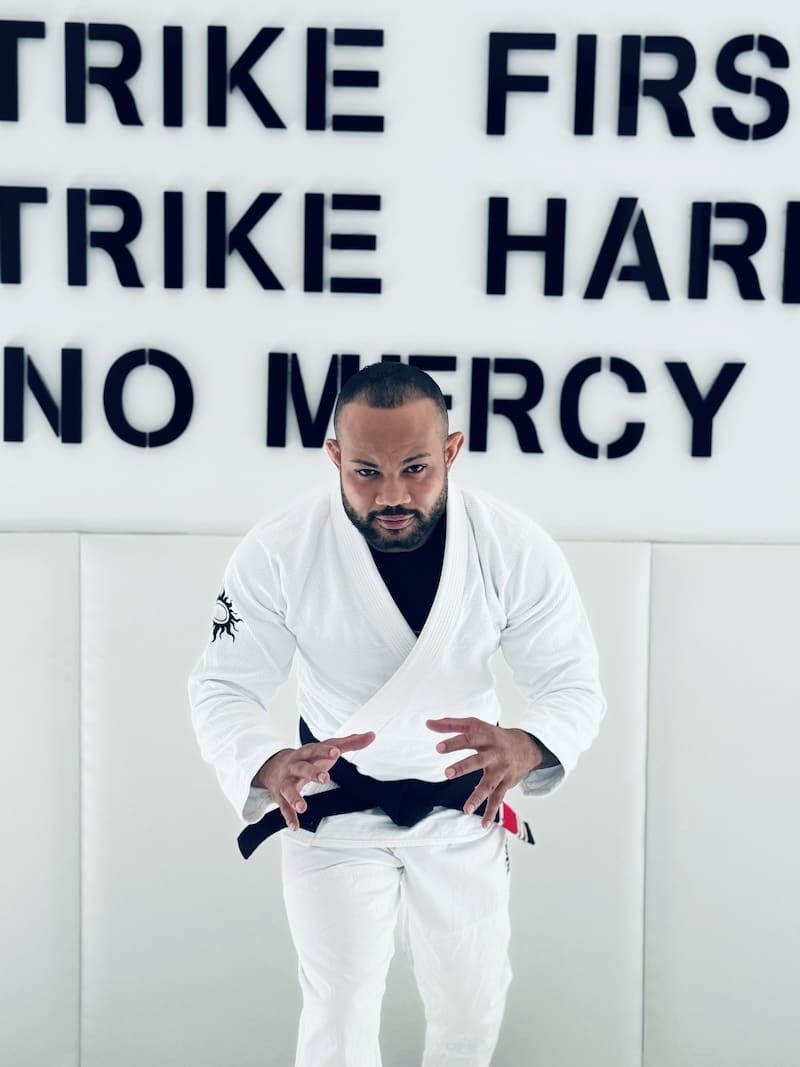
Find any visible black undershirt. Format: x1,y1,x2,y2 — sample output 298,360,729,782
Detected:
369,512,446,636
368,510,560,769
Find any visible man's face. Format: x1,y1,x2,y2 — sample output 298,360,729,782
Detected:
325,398,464,552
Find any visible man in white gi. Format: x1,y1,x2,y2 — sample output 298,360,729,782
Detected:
189,362,605,1067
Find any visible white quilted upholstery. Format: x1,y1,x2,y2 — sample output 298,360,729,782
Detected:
0,536,80,1067
645,546,800,1067
3,534,799,1067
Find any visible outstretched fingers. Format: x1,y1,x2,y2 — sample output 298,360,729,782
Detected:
426,719,521,827
279,731,375,831
427,719,490,780
442,752,484,780
434,732,471,756
427,716,482,738
278,783,306,830
464,774,510,829
328,731,376,753
290,758,332,785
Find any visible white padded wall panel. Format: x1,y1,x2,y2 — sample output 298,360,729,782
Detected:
645,546,800,1067
80,536,301,1067
495,543,650,1067
6,533,798,1065
0,535,80,1067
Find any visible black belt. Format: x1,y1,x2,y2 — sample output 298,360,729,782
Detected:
237,719,494,859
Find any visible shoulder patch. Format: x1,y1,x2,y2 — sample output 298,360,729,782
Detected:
211,589,241,642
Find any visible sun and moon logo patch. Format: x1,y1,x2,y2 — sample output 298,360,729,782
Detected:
212,589,241,642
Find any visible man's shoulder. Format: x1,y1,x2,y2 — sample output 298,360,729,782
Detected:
236,486,332,562
461,487,555,548
459,487,570,591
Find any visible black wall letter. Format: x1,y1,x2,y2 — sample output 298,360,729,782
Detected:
574,35,597,135
163,191,184,288
206,192,283,289
207,27,285,128
618,35,696,136
0,185,48,283
560,357,647,458
0,19,46,121
3,346,82,442
688,202,766,300
665,361,745,456
103,348,193,447
163,26,184,127
306,28,384,132
468,357,544,453
486,197,566,296
584,198,669,300
266,352,347,447
486,33,556,135
713,35,789,141
67,188,144,287
65,22,143,125
304,193,381,293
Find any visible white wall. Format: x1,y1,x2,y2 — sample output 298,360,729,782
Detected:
2,0,799,540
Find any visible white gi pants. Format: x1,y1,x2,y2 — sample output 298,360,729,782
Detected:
281,828,512,1067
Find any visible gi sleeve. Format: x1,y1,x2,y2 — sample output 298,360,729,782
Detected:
188,528,296,823
499,530,606,796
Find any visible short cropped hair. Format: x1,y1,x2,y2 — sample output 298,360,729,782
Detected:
333,362,448,435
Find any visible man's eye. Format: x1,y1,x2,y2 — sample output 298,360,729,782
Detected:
356,469,378,478
405,464,426,474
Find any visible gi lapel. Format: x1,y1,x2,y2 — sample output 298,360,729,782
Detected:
329,480,469,737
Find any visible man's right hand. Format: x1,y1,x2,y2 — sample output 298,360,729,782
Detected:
252,732,375,831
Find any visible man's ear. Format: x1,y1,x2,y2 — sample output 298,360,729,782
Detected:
325,438,342,469
444,431,465,470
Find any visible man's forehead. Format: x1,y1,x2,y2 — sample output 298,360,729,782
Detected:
337,399,445,448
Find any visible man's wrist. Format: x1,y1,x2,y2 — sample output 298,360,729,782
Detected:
251,748,291,789
524,732,561,770
506,728,545,773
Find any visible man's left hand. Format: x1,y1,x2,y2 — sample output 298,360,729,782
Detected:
426,717,543,829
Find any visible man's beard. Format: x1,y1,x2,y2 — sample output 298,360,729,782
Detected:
341,480,448,552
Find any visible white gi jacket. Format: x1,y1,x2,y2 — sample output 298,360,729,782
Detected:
188,482,605,846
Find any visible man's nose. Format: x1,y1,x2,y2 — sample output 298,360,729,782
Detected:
375,477,411,507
